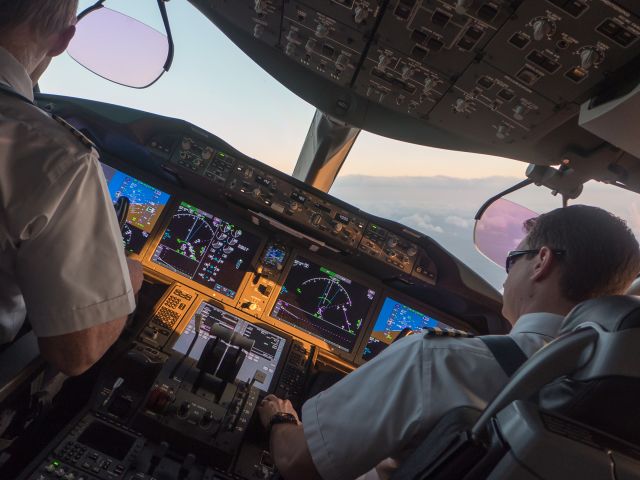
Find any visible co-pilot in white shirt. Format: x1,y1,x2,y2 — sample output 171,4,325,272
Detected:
302,312,564,480
0,47,135,342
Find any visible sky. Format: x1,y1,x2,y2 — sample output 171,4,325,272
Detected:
38,0,639,291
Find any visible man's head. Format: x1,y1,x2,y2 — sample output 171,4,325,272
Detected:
0,0,78,83
502,205,640,323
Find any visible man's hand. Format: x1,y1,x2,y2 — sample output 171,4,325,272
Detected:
258,394,300,429
126,258,144,294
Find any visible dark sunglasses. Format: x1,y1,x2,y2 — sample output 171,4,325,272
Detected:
505,248,565,274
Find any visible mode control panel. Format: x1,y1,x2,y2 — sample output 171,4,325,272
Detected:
227,160,367,249
170,136,237,186
359,222,419,274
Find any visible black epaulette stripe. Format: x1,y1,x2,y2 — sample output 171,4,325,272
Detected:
423,326,474,338
52,114,95,149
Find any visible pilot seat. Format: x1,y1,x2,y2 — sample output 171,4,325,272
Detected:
392,295,640,480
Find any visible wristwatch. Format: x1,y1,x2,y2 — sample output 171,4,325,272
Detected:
268,412,298,433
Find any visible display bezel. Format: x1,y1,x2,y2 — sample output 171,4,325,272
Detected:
352,290,474,365
165,297,293,394
99,155,174,261
264,249,383,363
143,198,267,307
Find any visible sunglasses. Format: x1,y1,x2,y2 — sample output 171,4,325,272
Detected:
505,248,565,274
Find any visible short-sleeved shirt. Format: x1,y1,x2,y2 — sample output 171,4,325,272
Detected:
0,47,135,342
301,312,564,480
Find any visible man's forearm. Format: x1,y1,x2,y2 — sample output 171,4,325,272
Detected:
270,424,322,479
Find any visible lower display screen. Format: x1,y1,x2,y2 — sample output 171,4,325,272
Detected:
151,202,262,299
101,164,171,254
172,301,288,392
271,256,377,352
362,297,455,361
77,421,136,461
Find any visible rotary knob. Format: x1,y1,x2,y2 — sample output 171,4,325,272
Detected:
423,78,434,95
181,138,192,151
377,54,391,70
532,18,553,41
407,246,418,257
580,48,601,70
305,38,317,53
285,42,296,56
386,236,398,248
496,125,509,140
202,148,213,160
254,0,268,14
401,65,413,81
454,98,467,113
513,105,526,121
335,53,348,71
354,6,368,24
252,188,262,199
315,23,329,38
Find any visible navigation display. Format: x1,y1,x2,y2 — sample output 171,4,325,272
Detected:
151,202,262,299
271,256,376,352
362,297,455,361
101,164,171,254
172,301,288,392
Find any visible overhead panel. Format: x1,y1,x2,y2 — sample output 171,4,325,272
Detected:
483,0,640,104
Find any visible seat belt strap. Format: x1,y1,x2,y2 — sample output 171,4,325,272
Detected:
479,335,528,377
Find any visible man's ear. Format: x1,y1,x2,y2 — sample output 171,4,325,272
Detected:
48,25,76,57
530,246,555,281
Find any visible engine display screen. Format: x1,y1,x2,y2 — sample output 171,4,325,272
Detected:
362,297,455,361
271,256,376,352
101,164,171,254
172,301,288,392
151,202,262,299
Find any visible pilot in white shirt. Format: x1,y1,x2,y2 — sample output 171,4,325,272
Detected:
257,205,640,480
0,0,142,376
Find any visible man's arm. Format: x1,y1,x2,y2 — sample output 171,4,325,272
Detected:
258,395,322,479
37,258,144,376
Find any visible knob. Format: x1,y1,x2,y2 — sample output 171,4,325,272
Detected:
305,38,317,53
253,23,264,39
311,213,322,226
178,401,190,418
386,237,398,248
532,19,553,41
423,78,434,95
289,200,301,212
401,65,413,80
248,302,258,311
377,54,391,70
513,105,526,121
496,125,508,140
454,98,467,113
580,48,601,70
254,0,268,14
285,42,296,56
181,138,192,150
455,0,473,15
335,53,348,71
252,188,262,198
286,30,298,43
315,23,329,38
331,221,344,233
202,148,213,160
354,6,368,24
407,246,418,257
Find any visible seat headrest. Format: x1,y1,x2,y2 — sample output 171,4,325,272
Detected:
560,295,640,334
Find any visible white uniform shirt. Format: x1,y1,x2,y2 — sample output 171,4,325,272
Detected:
302,312,564,480
0,47,135,342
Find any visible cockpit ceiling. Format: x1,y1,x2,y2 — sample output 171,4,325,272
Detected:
189,0,640,191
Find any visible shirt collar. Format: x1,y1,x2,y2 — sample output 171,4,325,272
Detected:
510,312,565,339
0,47,35,102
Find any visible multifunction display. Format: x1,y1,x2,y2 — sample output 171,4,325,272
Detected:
172,301,288,392
151,202,262,299
101,164,171,254
271,256,376,352
362,297,454,361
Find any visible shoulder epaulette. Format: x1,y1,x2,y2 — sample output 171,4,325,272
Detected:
423,326,474,338
52,114,96,149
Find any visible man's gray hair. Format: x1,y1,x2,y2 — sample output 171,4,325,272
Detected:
0,0,78,36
